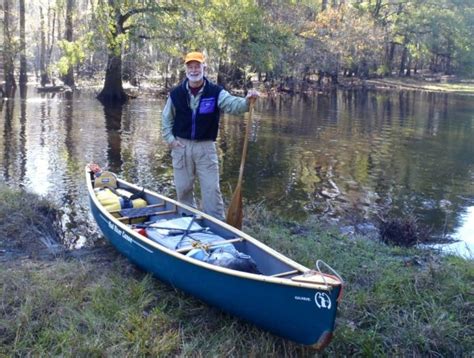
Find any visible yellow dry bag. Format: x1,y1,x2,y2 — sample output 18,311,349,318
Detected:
95,187,147,214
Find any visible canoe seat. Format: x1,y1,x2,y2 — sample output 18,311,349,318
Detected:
271,270,300,278
291,272,341,286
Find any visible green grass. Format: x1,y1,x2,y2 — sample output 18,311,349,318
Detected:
1,186,473,356
245,213,473,356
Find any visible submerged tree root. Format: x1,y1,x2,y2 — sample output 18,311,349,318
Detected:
378,215,432,247
0,185,64,261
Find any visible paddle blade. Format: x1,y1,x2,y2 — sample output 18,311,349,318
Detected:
226,185,243,229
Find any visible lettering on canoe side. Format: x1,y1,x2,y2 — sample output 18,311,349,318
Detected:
105,218,130,242
121,232,133,243
294,296,311,302
102,215,151,252
314,292,332,309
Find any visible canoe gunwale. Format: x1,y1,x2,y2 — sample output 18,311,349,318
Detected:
86,168,342,292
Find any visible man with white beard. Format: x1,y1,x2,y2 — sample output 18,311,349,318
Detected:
162,51,259,220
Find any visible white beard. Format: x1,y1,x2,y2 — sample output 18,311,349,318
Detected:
186,72,204,83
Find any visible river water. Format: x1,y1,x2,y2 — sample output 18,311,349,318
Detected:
1,87,473,257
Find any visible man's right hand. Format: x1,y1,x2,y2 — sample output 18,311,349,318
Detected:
169,139,185,149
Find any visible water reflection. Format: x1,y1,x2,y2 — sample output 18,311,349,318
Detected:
103,104,124,172
19,84,28,100
2,100,15,182
19,97,27,182
0,88,472,254
436,206,474,259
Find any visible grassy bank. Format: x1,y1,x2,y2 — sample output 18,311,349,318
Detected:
1,186,472,356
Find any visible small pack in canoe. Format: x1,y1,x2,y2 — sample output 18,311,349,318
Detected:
85,164,344,350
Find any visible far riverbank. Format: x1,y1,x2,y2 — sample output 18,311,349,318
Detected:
363,76,474,95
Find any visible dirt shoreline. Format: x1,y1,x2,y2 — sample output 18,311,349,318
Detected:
362,77,474,95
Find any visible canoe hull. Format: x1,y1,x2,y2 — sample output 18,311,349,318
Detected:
90,198,340,347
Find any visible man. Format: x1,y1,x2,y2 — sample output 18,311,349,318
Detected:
162,51,259,220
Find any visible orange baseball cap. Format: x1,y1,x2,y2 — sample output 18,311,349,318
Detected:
184,52,205,64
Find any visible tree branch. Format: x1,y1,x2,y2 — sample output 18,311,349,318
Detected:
121,5,178,26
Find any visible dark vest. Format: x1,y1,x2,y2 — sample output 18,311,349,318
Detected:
170,78,223,141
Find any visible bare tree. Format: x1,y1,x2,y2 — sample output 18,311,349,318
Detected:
19,0,27,87
39,6,49,86
3,0,16,96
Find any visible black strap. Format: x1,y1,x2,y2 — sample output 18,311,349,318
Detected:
129,188,145,201
174,216,197,249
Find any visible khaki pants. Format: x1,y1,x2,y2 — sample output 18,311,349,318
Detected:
171,137,225,220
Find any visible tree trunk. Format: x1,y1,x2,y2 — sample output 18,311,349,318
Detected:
19,0,27,87
97,0,127,104
62,0,75,88
3,0,17,96
122,40,140,87
96,1,175,103
39,7,50,86
399,44,408,76
385,42,396,76
372,0,383,17
406,55,412,77
217,45,228,86
445,39,453,75
47,7,56,70
97,53,127,104
321,0,328,11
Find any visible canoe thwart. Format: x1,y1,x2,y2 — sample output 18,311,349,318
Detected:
118,208,177,222
118,203,166,217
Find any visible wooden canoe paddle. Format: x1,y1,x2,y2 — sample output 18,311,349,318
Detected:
226,98,256,229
